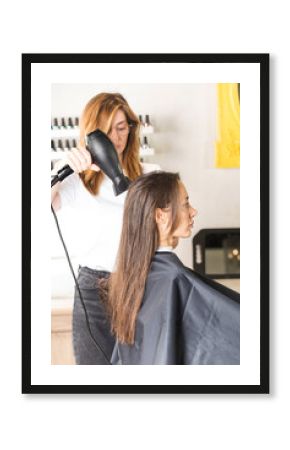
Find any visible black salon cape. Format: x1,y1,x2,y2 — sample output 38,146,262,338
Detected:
111,252,240,365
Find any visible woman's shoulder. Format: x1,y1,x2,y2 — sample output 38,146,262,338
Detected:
140,162,161,174
151,252,211,291
151,252,189,281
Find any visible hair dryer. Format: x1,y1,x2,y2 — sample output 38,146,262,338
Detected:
51,129,130,195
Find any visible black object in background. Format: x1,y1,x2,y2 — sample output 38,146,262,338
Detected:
193,228,240,279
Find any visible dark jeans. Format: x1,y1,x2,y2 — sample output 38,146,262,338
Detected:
72,266,115,365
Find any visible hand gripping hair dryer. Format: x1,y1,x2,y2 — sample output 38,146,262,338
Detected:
51,129,130,195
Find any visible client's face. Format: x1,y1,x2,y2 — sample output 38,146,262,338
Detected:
172,182,197,239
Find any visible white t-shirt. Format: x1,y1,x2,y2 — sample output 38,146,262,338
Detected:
57,163,160,272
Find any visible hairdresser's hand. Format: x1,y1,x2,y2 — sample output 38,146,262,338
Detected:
65,146,101,173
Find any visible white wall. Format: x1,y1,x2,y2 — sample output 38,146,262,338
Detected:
52,83,239,269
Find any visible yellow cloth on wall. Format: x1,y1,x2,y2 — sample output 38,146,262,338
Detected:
215,83,240,168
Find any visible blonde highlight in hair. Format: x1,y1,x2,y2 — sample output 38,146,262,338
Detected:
78,93,142,195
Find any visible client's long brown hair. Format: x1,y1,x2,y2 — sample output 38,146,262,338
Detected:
107,171,181,345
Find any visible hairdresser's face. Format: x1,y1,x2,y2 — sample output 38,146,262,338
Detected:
107,110,130,156
173,182,197,239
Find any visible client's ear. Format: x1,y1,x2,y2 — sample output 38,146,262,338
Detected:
155,208,172,245
155,208,168,225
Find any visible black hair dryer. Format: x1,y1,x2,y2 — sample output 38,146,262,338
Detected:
51,129,130,195
86,129,130,195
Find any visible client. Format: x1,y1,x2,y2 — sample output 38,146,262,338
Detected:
106,171,240,365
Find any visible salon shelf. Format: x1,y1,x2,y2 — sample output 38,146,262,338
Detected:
140,125,154,135
51,150,74,160
51,128,79,138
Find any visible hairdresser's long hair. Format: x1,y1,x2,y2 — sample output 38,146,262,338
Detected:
79,92,142,195
107,171,181,345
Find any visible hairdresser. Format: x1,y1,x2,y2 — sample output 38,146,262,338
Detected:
51,93,159,364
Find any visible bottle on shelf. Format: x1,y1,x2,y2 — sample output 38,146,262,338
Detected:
144,115,151,126
140,136,155,157
51,139,56,151
57,139,64,151
143,114,154,134
65,139,71,150
139,114,154,135
60,117,66,129
143,136,149,149
52,118,59,130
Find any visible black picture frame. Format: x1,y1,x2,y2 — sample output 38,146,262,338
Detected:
22,53,269,394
